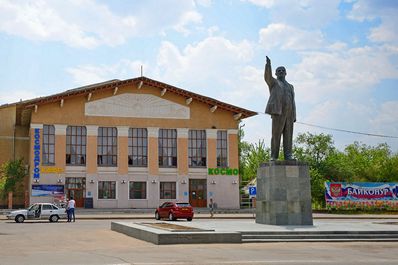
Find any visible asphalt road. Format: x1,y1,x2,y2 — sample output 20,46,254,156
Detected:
0,219,397,265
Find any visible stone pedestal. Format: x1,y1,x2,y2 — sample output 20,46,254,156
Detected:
256,161,313,226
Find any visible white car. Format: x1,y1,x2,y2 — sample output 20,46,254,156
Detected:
6,203,67,223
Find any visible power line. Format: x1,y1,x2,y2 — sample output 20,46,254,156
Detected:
256,111,398,139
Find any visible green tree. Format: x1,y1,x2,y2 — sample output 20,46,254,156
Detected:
240,140,270,182
294,132,336,207
0,159,27,209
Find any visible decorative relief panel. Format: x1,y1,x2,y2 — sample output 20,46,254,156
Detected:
85,93,190,119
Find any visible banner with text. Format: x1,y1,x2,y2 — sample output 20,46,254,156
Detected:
325,182,398,209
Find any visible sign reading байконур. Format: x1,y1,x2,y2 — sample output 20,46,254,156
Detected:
325,182,398,209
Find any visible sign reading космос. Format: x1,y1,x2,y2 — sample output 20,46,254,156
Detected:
208,168,239,175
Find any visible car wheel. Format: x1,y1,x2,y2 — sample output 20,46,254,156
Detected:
15,215,25,223
168,212,175,221
155,211,160,220
187,217,192,221
50,215,59,223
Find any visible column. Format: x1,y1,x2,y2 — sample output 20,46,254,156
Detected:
228,129,239,169
206,129,217,169
177,128,188,175
86,125,98,174
117,126,129,175
54,124,67,170
147,127,159,176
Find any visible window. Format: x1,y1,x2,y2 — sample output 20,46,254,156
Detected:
188,130,207,167
129,181,147,199
217,130,228,167
158,129,177,167
42,204,53,210
42,125,55,165
66,126,87,165
160,182,176,199
98,181,116,199
128,128,148,167
97,127,117,166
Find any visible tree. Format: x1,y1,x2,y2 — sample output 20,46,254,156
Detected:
0,159,27,209
294,132,336,207
240,140,270,182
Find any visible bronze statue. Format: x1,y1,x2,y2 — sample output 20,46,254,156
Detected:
264,56,296,161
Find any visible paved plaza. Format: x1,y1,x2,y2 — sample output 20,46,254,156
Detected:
1,216,398,265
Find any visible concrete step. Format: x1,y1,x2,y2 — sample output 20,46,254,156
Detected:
241,231,398,242
240,230,398,235
242,238,398,243
242,234,398,239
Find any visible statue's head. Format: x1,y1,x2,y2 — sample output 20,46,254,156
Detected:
275,66,286,79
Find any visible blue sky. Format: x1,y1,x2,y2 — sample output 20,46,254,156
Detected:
1,0,397,152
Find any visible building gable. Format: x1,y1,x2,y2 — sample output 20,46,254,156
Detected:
85,93,190,119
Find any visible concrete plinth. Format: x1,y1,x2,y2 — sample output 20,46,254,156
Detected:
256,161,313,226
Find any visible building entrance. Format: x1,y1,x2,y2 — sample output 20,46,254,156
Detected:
189,179,207,207
65,177,86,208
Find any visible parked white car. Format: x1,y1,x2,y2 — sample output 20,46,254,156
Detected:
6,203,67,223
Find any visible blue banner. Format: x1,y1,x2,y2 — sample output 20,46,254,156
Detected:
32,185,64,197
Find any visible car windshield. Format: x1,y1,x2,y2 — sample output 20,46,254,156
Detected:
176,203,190,207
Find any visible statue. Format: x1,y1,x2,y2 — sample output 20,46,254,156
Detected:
264,56,296,161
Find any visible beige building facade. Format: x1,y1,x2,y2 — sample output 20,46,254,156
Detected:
1,77,256,209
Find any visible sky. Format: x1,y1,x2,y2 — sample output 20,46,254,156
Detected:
1,0,397,152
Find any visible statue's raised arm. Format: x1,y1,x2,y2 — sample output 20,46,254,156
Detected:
264,56,274,89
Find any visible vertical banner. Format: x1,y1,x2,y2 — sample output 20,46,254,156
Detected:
325,182,398,209
33,128,41,179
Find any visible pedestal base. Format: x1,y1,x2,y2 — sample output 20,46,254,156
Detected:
255,161,313,226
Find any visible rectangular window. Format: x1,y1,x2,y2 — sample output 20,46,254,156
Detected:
98,181,116,199
66,126,87,166
97,127,117,166
158,129,177,167
160,182,176,199
42,125,55,165
129,181,147,199
188,130,207,167
128,128,148,167
217,130,228,167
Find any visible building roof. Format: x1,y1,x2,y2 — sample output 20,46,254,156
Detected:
4,76,258,120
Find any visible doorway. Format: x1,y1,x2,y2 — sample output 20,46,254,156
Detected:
65,177,86,208
189,179,207,207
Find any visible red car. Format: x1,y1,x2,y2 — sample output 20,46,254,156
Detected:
155,202,194,221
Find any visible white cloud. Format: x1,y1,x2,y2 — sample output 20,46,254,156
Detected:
347,0,398,45
155,37,254,97
248,0,340,28
290,45,398,104
259,23,325,51
173,11,203,36
67,60,146,86
0,0,136,48
370,101,398,136
0,90,40,105
245,0,276,8
0,0,205,48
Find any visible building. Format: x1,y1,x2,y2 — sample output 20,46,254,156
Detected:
0,76,256,209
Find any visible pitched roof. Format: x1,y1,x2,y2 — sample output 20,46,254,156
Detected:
15,76,258,119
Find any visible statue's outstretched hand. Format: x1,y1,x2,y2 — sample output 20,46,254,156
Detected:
266,56,270,65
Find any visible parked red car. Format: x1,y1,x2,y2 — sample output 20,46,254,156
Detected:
155,202,194,221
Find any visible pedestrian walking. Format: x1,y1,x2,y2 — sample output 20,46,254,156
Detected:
209,198,215,218
67,197,76,222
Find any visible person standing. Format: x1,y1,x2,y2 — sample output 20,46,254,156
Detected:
209,198,215,218
264,56,296,161
67,197,76,222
